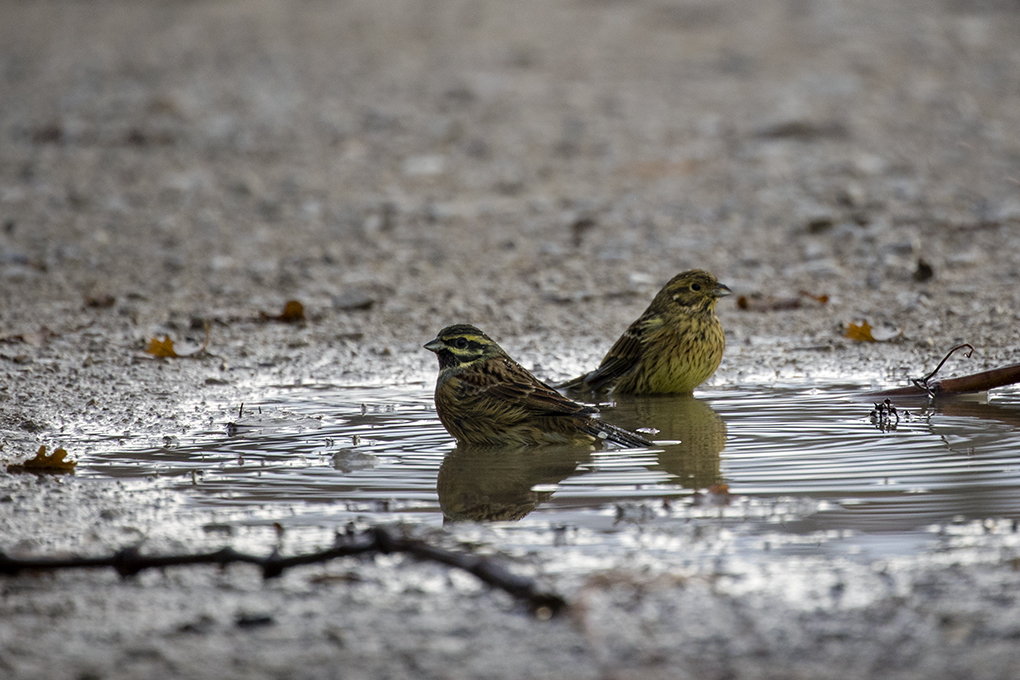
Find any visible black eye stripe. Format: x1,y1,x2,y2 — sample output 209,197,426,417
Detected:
443,337,484,352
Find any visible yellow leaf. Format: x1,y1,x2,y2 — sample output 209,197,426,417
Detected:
146,335,179,357
7,445,77,474
278,300,305,323
845,320,876,342
259,299,306,323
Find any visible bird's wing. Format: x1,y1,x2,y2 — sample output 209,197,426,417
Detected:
455,358,651,448
459,358,596,418
561,314,662,393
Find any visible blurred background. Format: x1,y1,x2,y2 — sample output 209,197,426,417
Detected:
1,0,1019,377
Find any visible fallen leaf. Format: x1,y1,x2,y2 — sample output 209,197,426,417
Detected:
278,300,305,322
845,320,876,342
260,300,306,323
7,445,77,474
144,324,211,358
146,335,179,357
799,291,829,304
845,320,905,343
737,295,802,311
736,291,828,312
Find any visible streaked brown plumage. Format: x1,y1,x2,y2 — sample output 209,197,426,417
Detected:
559,269,730,395
424,324,651,448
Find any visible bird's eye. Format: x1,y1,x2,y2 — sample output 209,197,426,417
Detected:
690,283,702,291
454,338,469,349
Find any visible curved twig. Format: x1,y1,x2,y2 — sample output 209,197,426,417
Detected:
910,343,974,398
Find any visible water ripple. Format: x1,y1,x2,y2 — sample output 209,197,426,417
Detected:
74,383,1020,552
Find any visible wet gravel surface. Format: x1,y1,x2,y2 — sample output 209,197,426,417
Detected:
3,0,1020,677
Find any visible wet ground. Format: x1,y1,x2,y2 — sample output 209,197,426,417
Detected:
3,0,1020,678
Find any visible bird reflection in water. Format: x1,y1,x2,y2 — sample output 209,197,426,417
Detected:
436,395,727,522
607,394,727,489
437,444,593,523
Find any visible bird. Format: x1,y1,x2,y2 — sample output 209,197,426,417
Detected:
558,269,730,395
424,324,651,448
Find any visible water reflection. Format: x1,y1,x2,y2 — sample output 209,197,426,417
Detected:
437,444,593,522
72,383,1020,554
436,395,730,523
606,394,727,489
925,398,1020,431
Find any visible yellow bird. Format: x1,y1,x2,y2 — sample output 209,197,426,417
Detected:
559,269,730,395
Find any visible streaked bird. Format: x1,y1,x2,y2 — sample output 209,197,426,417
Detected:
425,324,651,448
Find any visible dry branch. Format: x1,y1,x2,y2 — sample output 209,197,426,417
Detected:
871,344,1020,400
0,526,565,617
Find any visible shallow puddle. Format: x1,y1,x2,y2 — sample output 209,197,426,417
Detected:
76,383,1020,558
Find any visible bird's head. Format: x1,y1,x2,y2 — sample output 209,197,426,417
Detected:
655,269,731,314
424,324,506,371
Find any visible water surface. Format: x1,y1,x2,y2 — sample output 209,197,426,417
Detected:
78,383,1020,558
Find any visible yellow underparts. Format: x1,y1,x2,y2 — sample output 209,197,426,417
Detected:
613,316,725,395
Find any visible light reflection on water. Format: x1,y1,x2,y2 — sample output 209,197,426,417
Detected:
77,383,1020,554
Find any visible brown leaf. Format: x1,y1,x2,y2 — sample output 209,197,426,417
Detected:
799,291,829,304
845,320,876,342
7,445,77,474
260,300,306,323
737,295,802,311
278,300,305,322
146,335,179,357
145,324,210,359
736,291,828,312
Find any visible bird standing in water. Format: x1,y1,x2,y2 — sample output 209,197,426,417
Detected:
425,324,650,448
559,269,730,395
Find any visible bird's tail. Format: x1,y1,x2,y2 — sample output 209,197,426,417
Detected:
591,420,652,449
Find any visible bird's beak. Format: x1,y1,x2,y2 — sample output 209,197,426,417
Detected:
423,338,443,352
713,282,732,298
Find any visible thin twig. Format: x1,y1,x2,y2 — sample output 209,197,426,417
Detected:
0,527,565,616
911,343,974,398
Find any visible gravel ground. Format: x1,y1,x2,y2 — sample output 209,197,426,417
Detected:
2,0,1020,678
